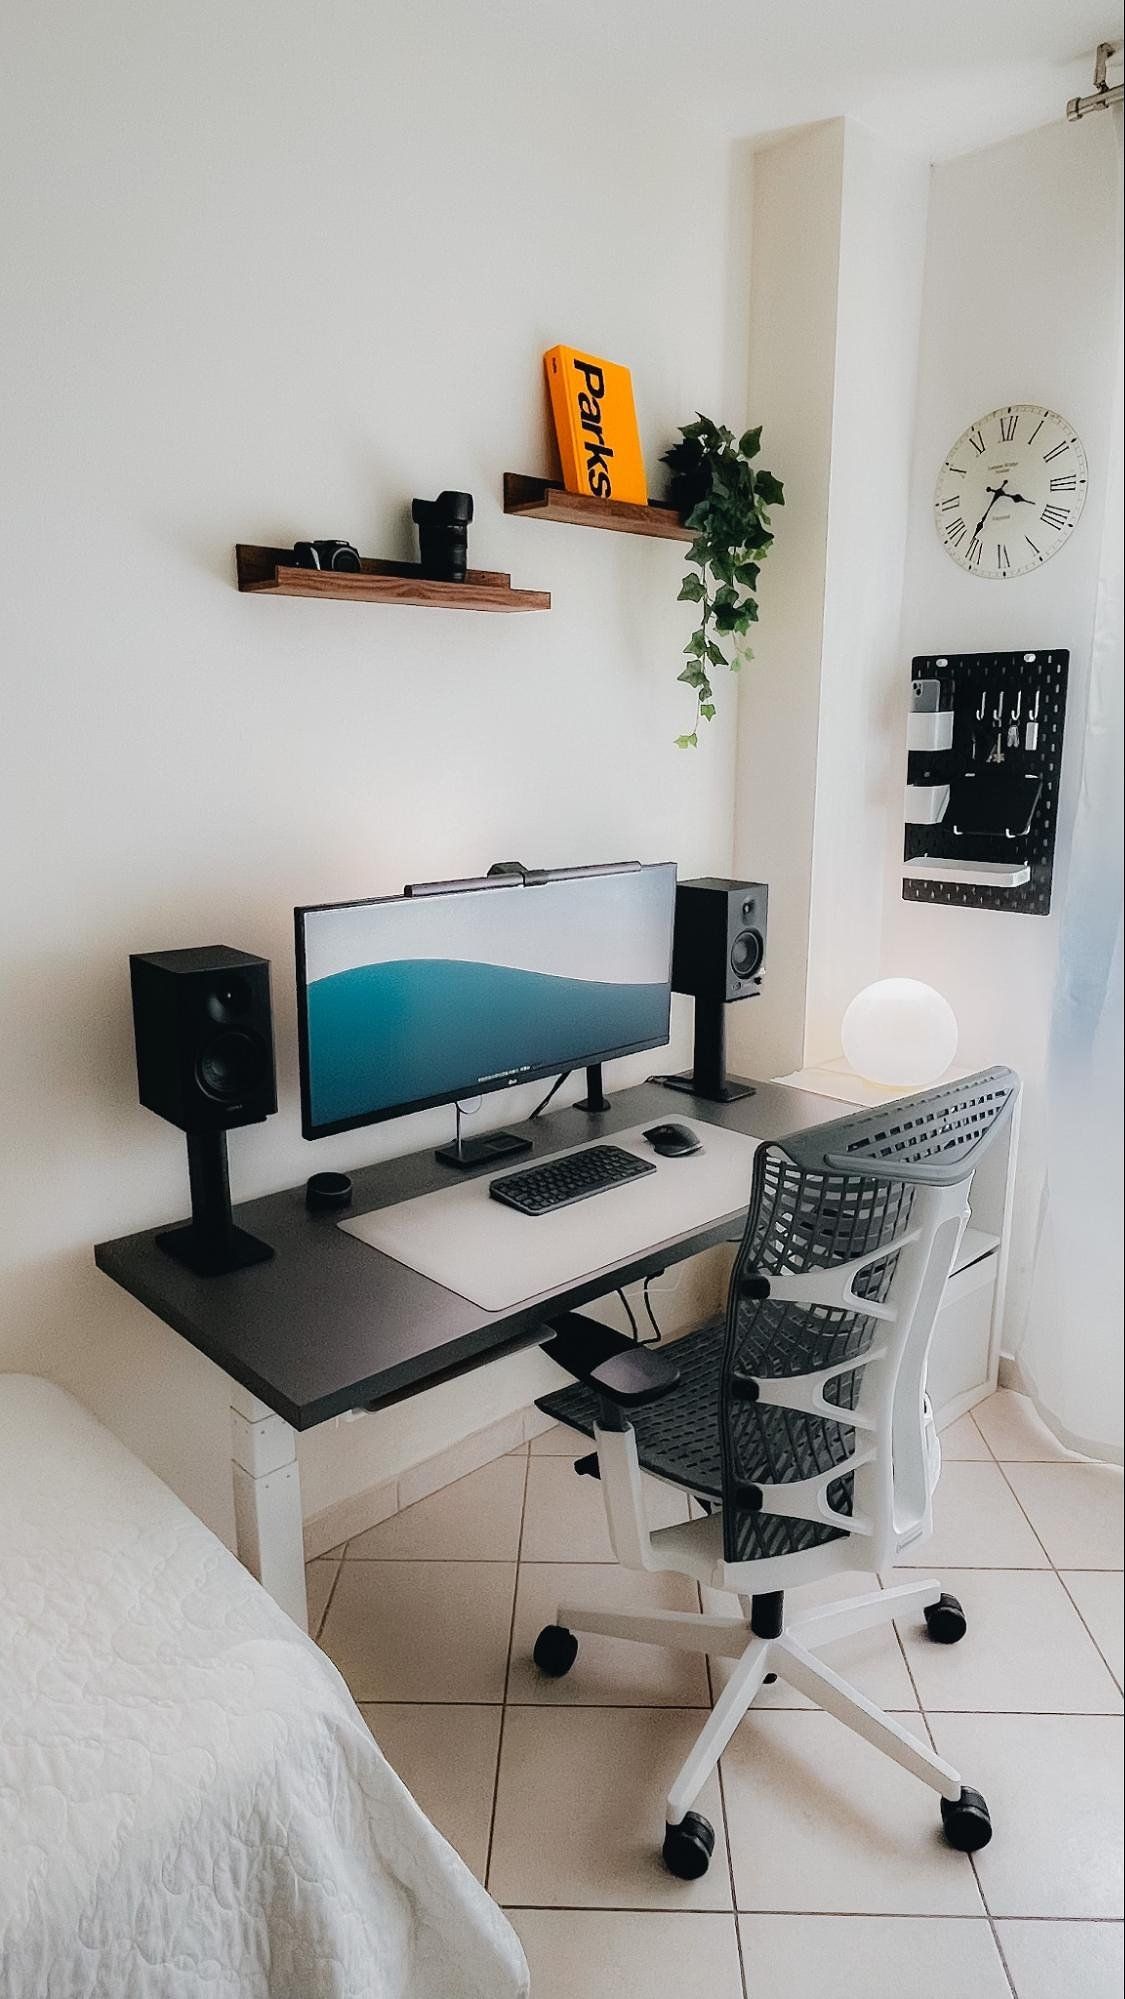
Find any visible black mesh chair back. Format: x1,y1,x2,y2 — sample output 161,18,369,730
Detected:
719,1067,1018,1568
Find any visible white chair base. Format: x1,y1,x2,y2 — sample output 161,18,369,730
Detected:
552,1578,966,1827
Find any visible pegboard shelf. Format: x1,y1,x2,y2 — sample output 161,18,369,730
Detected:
902,650,1068,915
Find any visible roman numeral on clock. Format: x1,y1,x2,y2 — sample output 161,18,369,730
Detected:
1041,504,1070,531
996,543,1009,571
1043,441,1069,463
946,518,967,546
968,429,986,454
998,411,1019,442
1049,474,1078,492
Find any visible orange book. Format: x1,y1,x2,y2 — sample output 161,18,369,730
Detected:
544,345,648,505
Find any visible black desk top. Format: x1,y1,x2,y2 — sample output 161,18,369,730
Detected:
94,1079,844,1431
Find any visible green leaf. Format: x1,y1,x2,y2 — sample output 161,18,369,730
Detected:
739,426,762,458
699,702,716,721
705,640,728,668
677,662,707,687
755,470,785,507
677,572,705,602
734,561,760,589
683,631,706,657
675,732,699,749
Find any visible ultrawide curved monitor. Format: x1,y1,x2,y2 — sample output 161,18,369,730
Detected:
296,862,676,1139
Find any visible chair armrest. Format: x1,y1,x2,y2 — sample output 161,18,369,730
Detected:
540,1311,635,1382
589,1347,681,1408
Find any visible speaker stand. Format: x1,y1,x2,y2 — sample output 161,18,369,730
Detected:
157,1130,274,1276
656,999,757,1105
575,1061,611,1113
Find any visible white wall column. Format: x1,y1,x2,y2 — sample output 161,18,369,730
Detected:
730,120,928,1079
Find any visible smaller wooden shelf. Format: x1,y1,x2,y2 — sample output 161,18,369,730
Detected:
503,474,693,542
235,544,550,613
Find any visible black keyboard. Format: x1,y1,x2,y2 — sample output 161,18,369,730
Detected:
489,1144,656,1217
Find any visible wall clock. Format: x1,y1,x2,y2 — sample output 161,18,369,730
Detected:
934,404,1087,578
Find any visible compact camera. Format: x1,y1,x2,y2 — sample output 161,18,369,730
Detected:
411,490,474,583
292,539,362,572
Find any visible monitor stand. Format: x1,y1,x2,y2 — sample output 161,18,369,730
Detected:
575,1062,611,1113
435,1101,533,1170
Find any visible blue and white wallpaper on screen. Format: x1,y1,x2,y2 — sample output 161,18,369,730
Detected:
302,866,675,1126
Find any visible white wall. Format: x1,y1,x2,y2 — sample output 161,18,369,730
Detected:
880,112,1120,1341
0,4,747,1539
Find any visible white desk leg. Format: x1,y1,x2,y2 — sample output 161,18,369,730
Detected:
230,1386,308,1632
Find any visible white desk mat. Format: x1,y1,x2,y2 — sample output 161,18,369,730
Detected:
338,1118,759,1312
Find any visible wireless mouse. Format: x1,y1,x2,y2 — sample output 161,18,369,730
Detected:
643,1122,703,1158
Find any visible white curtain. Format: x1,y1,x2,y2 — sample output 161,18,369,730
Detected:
1013,109,1124,1463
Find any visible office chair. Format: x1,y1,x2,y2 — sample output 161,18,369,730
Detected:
532,1067,1018,1879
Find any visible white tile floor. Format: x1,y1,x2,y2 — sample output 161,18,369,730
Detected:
312,1389,1123,1998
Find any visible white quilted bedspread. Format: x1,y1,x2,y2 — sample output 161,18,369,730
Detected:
0,1376,529,1999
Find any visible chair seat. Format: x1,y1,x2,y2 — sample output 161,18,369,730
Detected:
539,1320,728,1498
537,1317,859,1561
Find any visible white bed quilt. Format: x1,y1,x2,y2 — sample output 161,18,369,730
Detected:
0,1376,528,1999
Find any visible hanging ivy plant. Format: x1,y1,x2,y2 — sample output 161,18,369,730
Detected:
662,415,784,747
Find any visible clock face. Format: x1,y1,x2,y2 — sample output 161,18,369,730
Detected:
934,405,1087,578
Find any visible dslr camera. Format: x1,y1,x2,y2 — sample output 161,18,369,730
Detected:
292,539,362,573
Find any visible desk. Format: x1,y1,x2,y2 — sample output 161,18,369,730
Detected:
95,1077,844,1628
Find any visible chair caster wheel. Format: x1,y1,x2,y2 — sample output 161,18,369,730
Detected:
533,1624,578,1678
924,1592,967,1645
941,1786,992,1852
662,1811,715,1880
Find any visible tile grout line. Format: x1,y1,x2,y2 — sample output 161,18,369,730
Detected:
499,1905,1125,1919
697,1577,750,1999
484,1444,532,1894
312,1551,345,1645
886,1593,1009,1964
933,1439,1121,1955
1053,1570,1125,1698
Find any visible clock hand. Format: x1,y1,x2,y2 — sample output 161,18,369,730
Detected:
986,483,1032,504
971,481,1007,540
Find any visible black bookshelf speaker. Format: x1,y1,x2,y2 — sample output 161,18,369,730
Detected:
129,946,276,1276
130,946,277,1133
660,879,768,1105
671,879,768,1004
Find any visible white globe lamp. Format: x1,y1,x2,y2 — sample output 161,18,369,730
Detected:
841,979,958,1089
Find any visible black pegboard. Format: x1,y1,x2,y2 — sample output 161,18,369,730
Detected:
903,650,1068,915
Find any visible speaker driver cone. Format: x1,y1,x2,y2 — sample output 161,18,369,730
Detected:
197,1028,268,1102
730,928,764,980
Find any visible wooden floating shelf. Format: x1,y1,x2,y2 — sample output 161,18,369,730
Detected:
235,544,550,613
503,474,693,542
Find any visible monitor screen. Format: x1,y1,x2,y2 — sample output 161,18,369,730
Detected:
296,862,676,1138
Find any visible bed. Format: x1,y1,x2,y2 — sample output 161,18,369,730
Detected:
0,1375,528,1999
